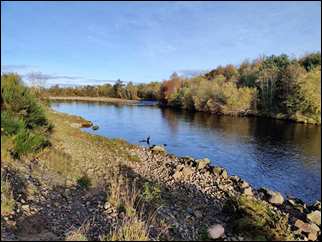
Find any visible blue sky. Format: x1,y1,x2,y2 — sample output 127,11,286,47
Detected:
1,1,321,86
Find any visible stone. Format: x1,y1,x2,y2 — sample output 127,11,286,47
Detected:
213,166,223,175
308,231,318,241
307,211,321,226
104,202,110,210
221,169,228,179
243,187,253,196
21,204,30,211
196,158,210,170
240,180,250,189
313,201,321,210
208,224,225,239
150,145,166,153
173,170,182,180
80,121,93,128
230,175,241,183
194,210,203,218
295,220,320,234
266,190,284,205
294,219,305,229
182,167,194,178
70,123,81,128
309,223,320,233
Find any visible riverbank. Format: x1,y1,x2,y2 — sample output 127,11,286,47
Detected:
50,96,320,125
48,96,140,105
1,109,321,241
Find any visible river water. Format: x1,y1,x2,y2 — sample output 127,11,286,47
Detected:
51,101,321,203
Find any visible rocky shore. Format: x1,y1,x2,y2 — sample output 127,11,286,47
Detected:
1,110,321,241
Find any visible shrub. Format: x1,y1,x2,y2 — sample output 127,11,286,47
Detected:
1,73,48,129
77,174,91,189
1,111,25,135
1,73,50,158
13,129,49,158
142,182,162,204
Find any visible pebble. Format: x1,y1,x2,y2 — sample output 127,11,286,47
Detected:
307,210,321,226
208,224,225,239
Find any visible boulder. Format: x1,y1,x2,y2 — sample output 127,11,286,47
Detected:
182,167,194,178
208,224,225,239
307,210,321,226
260,188,284,205
196,158,210,170
240,180,250,189
213,166,223,175
221,169,228,179
308,231,318,241
70,123,82,128
313,200,321,210
294,219,305,230
81,121,92,128
212,166,228,178
150,145,166,153
92,125,99,130
268,191,284,205
294,219,319,234
173,167,194,180
243,187,253,196
230,175,241,183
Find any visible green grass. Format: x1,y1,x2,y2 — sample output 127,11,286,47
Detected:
141,182,162,205
230,195,293,241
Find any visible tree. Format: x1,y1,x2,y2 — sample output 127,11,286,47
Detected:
113,79,125,98
299,52,321,71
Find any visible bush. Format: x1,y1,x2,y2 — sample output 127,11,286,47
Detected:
1,73,50,158
1,111,25,136
77,174,91,189
13,129,49,158
142,182,162,204
1,73,48,129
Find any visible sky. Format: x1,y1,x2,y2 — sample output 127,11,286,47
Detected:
1,1,321,86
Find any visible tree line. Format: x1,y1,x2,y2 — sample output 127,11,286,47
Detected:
46,80,162,101
43,52,321,124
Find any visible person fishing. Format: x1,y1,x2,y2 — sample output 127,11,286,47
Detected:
139,136,150,145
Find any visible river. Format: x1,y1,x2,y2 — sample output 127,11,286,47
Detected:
51,101,321,204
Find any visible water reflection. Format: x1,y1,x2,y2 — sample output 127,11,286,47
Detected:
51,101,321,203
